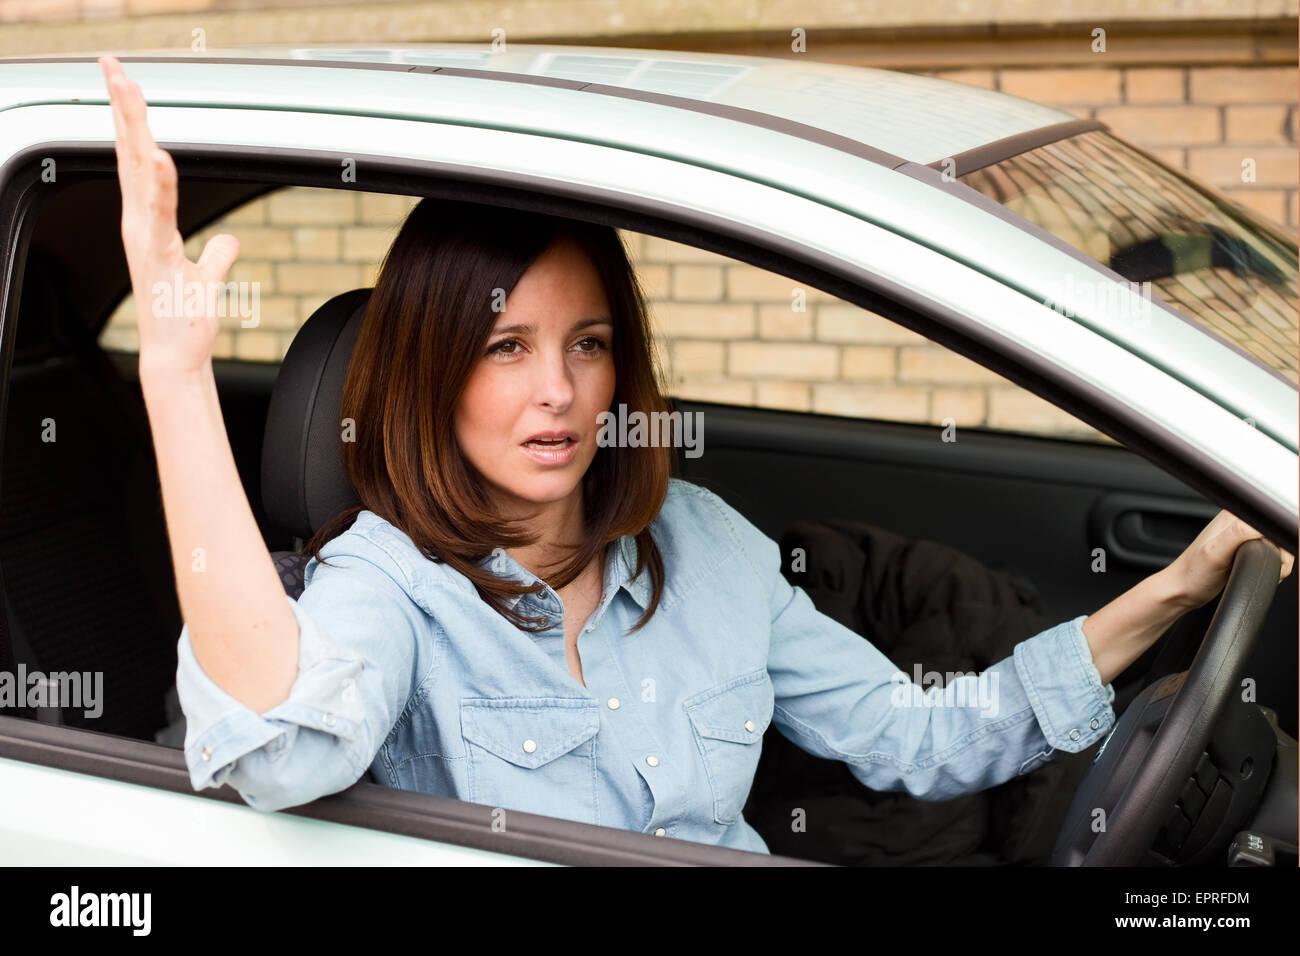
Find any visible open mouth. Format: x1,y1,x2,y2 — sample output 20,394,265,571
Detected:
519,433,580,465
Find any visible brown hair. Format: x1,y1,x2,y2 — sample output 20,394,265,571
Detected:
302,196,672,633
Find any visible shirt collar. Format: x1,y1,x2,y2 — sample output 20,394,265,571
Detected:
476,533,651,614
614,534,652,610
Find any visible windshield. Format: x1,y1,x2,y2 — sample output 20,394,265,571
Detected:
959,129,1298,385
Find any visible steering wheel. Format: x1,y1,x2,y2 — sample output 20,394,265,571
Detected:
1051,537,1282,866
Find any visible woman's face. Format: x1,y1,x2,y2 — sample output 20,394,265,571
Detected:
454,236,616,518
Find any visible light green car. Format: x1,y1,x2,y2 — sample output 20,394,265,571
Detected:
0,43,1294,867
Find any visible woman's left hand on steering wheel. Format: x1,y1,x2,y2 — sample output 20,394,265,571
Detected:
1167,510,1294,610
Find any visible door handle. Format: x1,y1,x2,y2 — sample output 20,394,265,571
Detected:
1088,492,1219,569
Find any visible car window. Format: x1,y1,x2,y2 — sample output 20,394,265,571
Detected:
959,129,1299,386
99,186,1110,445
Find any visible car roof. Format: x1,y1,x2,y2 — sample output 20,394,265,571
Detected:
0,42,1079,167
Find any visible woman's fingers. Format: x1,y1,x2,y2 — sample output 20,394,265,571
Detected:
147,146,182,262
102,59,149,195
101,59,132,167
101,58,156,206
195,232,240,284
102,57,158,162
1275,544,1295,583
1230,513,1294,584
100,56,183,267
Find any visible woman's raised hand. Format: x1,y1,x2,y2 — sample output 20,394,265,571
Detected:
100,55,242,380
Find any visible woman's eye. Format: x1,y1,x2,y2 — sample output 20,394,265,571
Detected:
486,336,607,359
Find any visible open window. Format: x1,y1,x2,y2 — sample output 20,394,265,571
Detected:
1,143,1294,867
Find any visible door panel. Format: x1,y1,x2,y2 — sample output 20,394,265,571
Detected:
0,754,546,865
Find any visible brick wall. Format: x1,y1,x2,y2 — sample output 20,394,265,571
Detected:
102,185,1110,441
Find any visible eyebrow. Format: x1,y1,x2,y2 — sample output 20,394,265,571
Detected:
490,317,613,336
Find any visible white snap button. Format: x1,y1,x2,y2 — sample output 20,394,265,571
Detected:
1069,728,1081,741
1090,717,1100,730
645,755,659,767
607,697,621,710
201,745,212,761
744,719,755,732
654,827,666,837
523,739,537,753
323,712,335,728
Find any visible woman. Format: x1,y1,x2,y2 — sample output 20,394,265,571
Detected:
101,56,1293,855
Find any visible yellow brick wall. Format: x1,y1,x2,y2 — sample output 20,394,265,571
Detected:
102,184,1111,442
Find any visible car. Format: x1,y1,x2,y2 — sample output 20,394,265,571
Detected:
0,42,1294,867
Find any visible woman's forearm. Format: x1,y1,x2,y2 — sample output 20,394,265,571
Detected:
1078,509,1293,688
142,359,301,715
1081,567,1192,686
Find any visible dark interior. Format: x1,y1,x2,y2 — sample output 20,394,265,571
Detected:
2,170,1295,866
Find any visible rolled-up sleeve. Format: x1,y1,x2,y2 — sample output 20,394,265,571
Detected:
176,539,428,812
704,487,1117,802
1013,614,1117,762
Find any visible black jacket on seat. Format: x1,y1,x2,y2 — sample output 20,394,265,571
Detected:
743,519,1095,866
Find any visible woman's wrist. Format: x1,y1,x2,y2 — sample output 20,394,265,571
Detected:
1156,557,1205,613
1082,565,1194,686
138,351,213,395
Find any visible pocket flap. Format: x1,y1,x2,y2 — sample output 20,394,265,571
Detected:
684,671,773,744
461,697,600,769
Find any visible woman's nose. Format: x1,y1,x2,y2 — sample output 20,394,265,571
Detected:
533,347,575,411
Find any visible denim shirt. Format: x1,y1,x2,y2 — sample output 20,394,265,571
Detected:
176,477,1117,855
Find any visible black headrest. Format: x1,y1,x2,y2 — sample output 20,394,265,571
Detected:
260,288,371,541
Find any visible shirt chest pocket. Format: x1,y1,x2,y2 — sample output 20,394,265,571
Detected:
461,698,602,827
684,669,774,825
